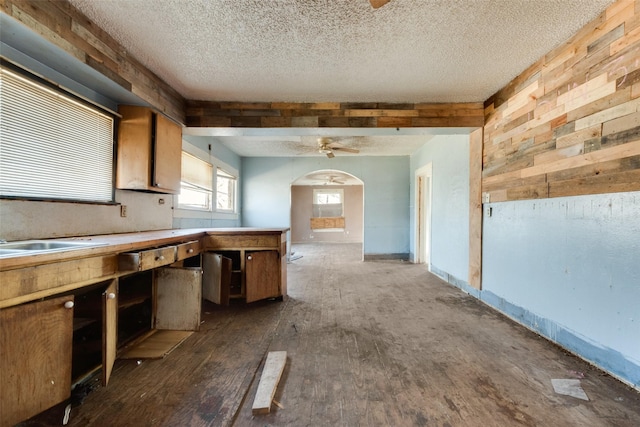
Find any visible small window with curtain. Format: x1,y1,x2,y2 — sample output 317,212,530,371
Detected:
0,63,114,203
178,151,213,211
216,168,236,212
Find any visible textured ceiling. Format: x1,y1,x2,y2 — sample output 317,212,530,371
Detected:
67,0,613,103
208,135,433,157
64,0,614,157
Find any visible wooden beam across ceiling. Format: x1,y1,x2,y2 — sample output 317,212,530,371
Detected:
185,101,485,128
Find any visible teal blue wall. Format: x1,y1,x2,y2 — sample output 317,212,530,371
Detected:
409,134,470,282
481,193,640,388
241,156,410,256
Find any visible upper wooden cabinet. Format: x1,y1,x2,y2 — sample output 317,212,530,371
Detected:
116,105,182,194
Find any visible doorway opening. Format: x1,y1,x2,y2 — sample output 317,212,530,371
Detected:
290,169,364,261
415,163,432,268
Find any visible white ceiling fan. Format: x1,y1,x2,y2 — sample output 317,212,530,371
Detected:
306,173,347,185
317,137,360,159
324,175,345,185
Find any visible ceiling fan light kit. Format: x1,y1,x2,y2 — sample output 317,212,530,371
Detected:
316,137,360,158
369,0,391,9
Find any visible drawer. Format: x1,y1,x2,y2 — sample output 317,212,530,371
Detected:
205,234,279,249
118,246,177,271
175,240,201,261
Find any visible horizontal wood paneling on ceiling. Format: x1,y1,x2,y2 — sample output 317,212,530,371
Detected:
482,0,640,202
185,101,485,128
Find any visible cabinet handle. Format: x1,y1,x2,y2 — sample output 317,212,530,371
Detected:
64,301,74,309
107,293,116,300
156,255,165,261
247,255,252,260
187,248,194,254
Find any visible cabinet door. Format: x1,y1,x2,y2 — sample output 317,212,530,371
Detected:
116,105,152,190
153,113,182,193
202,252,232,305
154,267,202,331
102,280,117,386
0,296,74,426
245,250,281,303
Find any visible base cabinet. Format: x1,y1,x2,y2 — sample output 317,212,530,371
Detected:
1,230,286,425
203,249,284,304
245,250,281,303
154,267,202,331
117,266,201,358
0,296,74,427
72,280,117,386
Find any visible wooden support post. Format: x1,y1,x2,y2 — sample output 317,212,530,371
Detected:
469,128,483,289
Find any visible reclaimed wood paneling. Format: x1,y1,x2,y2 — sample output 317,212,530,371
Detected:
3,0,185,123
483,0,640,202
186,101,485,128
468,128,483,290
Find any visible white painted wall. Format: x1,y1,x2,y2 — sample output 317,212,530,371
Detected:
409,134,470,281
241,155,410,256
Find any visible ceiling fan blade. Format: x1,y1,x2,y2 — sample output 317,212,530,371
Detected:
328,142,360,154
331,146,360,154
326,151,335,159
369,0,391,9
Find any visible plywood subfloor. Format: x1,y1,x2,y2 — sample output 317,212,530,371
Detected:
23,243,640,426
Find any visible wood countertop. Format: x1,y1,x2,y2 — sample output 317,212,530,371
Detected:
0,228,289,271
0,227,289,308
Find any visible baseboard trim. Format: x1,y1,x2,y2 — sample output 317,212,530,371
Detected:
363,253,409,261
429,265,640,391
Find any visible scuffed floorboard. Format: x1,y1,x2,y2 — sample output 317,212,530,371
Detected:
23,243,640,426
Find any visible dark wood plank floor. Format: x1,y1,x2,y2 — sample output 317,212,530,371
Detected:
24,243,640,426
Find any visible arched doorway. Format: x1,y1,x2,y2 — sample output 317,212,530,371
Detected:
290,169,364,260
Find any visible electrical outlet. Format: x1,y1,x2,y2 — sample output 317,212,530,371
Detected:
120,205,127,217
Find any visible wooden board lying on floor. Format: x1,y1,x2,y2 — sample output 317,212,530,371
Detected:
120,330,193,359
252,351,287,415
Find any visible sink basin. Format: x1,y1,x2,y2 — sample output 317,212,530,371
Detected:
0,240,107,259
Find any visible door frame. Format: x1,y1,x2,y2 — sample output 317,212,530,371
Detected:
415,163,432,268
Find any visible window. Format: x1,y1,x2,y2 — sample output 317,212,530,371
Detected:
0,64,114,203
176,148,238,216
178,152,213,211
313,189,343,217
216,168,236,212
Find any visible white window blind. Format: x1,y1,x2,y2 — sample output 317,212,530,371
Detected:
178,151,213,211
0,66,114,203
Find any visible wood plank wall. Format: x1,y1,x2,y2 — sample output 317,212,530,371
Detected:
186,101,484,128
469,128,483,289
482,0,640,202
1,0,185,123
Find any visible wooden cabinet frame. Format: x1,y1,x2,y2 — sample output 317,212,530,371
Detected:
203,229,288,304
0,296,74,426
116,105,181,194
0,228,287,425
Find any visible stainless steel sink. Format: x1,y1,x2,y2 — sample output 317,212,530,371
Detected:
0,240,107,259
